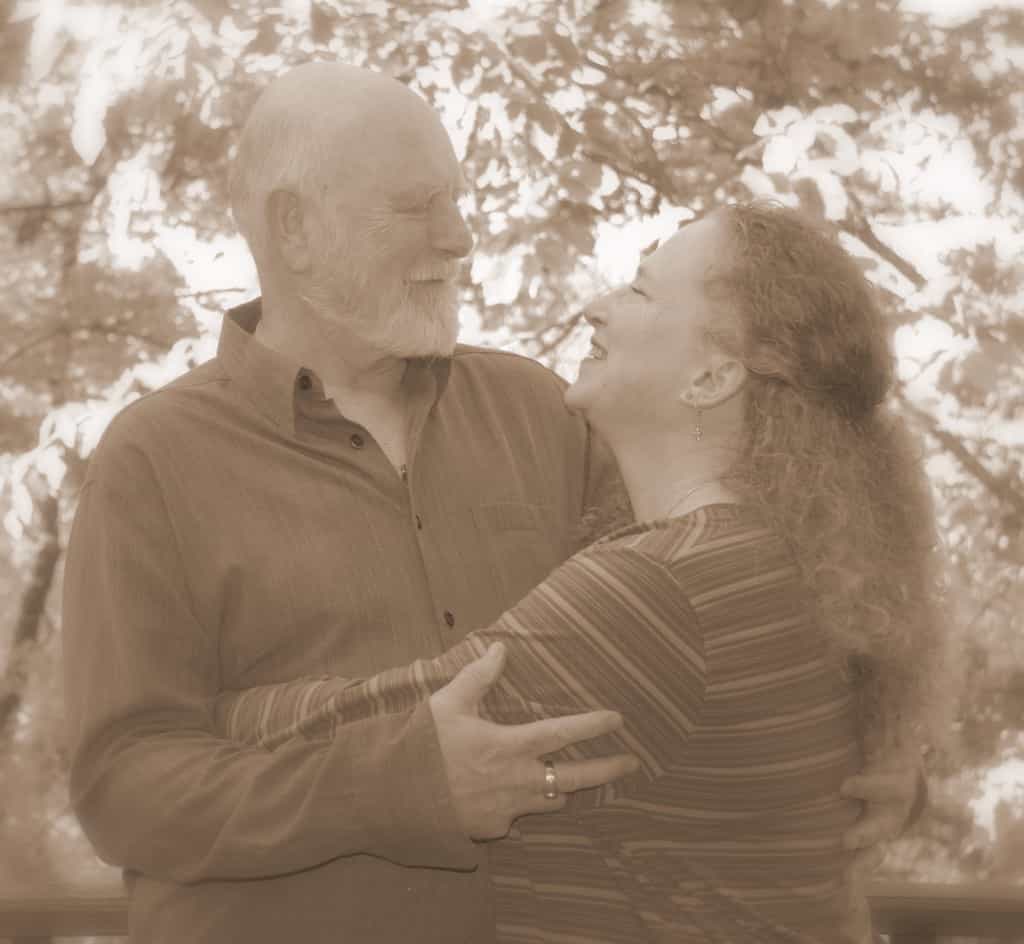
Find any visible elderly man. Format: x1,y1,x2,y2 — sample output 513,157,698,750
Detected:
63,63,920,943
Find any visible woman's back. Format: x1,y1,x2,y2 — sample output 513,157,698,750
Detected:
491,505,865,942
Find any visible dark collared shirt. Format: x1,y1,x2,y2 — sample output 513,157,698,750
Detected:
62,299,623,944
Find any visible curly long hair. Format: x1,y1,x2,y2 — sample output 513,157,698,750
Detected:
705,200,949,756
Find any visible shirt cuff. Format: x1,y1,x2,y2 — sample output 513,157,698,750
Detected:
358,700,483,872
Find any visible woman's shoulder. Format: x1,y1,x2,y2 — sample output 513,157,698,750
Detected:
593,503,776,557
587,503,798,597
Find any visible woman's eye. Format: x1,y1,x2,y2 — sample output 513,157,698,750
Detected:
630,285,646,297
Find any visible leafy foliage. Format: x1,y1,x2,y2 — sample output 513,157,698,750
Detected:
1,0,1022,890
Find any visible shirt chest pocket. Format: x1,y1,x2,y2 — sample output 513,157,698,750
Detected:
471,501,566,610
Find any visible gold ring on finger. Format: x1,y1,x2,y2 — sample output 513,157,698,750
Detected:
542,759,560,800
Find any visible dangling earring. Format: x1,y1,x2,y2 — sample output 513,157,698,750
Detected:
693,407,703,441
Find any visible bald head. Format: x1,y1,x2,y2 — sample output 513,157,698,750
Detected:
230,63,452,258
250,62,435,142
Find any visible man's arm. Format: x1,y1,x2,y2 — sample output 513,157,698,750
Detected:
216,547,703,828
64,432,631,880
63,456,478,884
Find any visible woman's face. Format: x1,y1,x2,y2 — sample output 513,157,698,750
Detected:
565,213,731,431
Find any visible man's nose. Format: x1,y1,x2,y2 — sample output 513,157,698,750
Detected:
432,199,474,258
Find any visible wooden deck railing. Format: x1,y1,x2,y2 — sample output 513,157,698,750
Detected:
870,881,1024,941
0,881,1022,942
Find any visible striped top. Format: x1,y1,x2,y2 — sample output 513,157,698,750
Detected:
217,505,870,944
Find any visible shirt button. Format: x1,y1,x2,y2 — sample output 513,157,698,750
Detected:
415,514,423,530
444,610,455,627
297,374,312,390
349,433,365,449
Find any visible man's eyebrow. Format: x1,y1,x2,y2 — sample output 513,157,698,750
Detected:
394,178,467,204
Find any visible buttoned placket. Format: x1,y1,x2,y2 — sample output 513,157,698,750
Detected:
297,365,458,638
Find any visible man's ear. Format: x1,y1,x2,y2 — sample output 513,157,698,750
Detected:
683,353,747,410
267,189,311,273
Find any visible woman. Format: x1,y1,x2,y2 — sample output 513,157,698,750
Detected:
216,202,945,943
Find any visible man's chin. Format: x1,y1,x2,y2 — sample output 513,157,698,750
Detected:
405,340,457,360
371,297,459,359
396,327,459,361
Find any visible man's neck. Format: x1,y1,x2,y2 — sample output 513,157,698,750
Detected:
254,295,407,404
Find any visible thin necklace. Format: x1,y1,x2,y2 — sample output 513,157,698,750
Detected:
664,476,724,519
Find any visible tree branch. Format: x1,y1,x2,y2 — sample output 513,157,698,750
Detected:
1,322,172,373
896,390,1024,516
83,323,170,348
0,198,95,215
493,40,671,198
0,493,62,743
175,287,250,299
840,217,927,290
531,310,586,359
0,328,66,371
495,20,947,350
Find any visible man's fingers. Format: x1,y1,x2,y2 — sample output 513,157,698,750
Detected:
515,709,625,754
435,643,506,713
550,754,640,794
842,812,902,850
845,844,886,881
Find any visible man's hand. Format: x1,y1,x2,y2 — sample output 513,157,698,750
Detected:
429,642,640,840
840,753,923,879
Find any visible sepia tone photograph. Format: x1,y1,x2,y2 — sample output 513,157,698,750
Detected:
0,0,1022,941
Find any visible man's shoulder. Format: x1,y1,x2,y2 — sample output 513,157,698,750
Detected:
451,342,568,391
448,343,578,425
86,358,227,476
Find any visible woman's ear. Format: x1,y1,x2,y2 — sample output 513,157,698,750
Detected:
267,189,311,273
684,353,747,409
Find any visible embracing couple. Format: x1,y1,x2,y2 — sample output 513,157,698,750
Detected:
62,63,942,943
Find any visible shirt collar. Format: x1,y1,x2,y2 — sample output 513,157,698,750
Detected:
217,297,452,435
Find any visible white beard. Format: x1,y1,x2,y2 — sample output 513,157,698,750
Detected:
366,280,460,358
301,272,459,360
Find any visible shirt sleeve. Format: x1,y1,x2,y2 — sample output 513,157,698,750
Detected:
62,435,479,884
217,546,706,794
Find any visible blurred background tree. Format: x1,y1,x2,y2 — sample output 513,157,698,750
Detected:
1,0,1022,904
